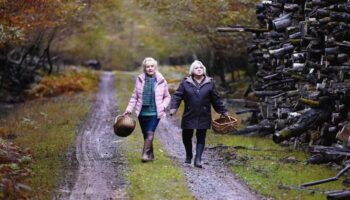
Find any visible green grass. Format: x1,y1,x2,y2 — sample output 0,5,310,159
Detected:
0,93,95,199
114,71,193,200
207,131,347,200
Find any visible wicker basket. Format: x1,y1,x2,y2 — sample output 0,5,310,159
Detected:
113,115,136,137
212,116,238,134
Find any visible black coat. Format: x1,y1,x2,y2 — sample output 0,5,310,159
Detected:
171,76,227,129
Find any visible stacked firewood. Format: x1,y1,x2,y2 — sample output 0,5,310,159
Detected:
218,0,350,160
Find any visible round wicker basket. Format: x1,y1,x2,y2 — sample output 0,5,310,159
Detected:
212,116,238,134
113,115,136,137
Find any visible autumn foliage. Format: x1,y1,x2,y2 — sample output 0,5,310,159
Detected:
25,67,99,100
0,138,32,200
0,0,83,45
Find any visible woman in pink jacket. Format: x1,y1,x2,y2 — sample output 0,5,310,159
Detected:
124,57,171,162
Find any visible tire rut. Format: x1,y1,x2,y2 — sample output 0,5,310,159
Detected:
55,72,129,200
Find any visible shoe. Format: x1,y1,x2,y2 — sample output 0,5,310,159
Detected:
185,157,192,164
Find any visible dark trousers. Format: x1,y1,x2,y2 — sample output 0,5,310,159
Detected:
182,129,207,159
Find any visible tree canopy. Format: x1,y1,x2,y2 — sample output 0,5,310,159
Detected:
1,0,258,70
0,0,83,47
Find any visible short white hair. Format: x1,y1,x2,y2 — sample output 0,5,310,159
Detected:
189,60,206,75
142,57,158,71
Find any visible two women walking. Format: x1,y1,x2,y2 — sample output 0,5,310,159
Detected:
124,58,228,168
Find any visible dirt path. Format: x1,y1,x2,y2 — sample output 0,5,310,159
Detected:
55,72,129,200
157,118,263,200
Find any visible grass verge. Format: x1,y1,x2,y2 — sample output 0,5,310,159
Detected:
0,93,95,199
114,71,193,200
207,109,346,200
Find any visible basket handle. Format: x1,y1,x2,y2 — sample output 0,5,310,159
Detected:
219,114,230,121
115,115,124,123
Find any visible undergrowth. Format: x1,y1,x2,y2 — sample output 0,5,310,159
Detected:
26,67,99,100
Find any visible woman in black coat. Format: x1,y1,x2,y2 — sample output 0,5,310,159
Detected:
170,60,228,168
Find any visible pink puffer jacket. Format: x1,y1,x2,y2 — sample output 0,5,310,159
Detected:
126,72,171,118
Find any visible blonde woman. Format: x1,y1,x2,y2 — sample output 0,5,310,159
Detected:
124,57,171,162
170,60,228,168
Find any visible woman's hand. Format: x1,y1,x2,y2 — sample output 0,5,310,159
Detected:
220,112,229,118
123,111,131,116
169,109,176,116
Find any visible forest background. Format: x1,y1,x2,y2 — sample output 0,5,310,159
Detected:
0,0,259,100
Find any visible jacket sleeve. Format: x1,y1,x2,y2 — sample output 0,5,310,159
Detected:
210,82,228,114
162,80,171,108
170,80,185,113
126,79,138,114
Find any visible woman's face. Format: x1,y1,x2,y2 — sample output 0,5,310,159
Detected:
193,65,204,76
144,63,156,76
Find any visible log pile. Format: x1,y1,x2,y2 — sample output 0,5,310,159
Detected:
218,0,350,160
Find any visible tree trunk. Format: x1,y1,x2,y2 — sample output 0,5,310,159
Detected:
208,49,214,76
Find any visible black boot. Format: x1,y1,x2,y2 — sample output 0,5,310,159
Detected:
185,156,192,164
185,148,193,164
184,142,193,164
194,144,204,168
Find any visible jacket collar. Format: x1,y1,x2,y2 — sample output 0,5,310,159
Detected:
138,71,165,84
185,75,212,87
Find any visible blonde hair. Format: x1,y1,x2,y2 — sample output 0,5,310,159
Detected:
142,57,158,72
189,60,206,75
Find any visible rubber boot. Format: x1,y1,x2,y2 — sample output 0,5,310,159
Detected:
149,143,154,161
141,139,152,162
148,132,155,161
185,155,192,164
184,144,193,164
142,132,154,162
194,144,204,168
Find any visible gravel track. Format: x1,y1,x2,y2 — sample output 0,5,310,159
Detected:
55,72,129,200
157,118,263,200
